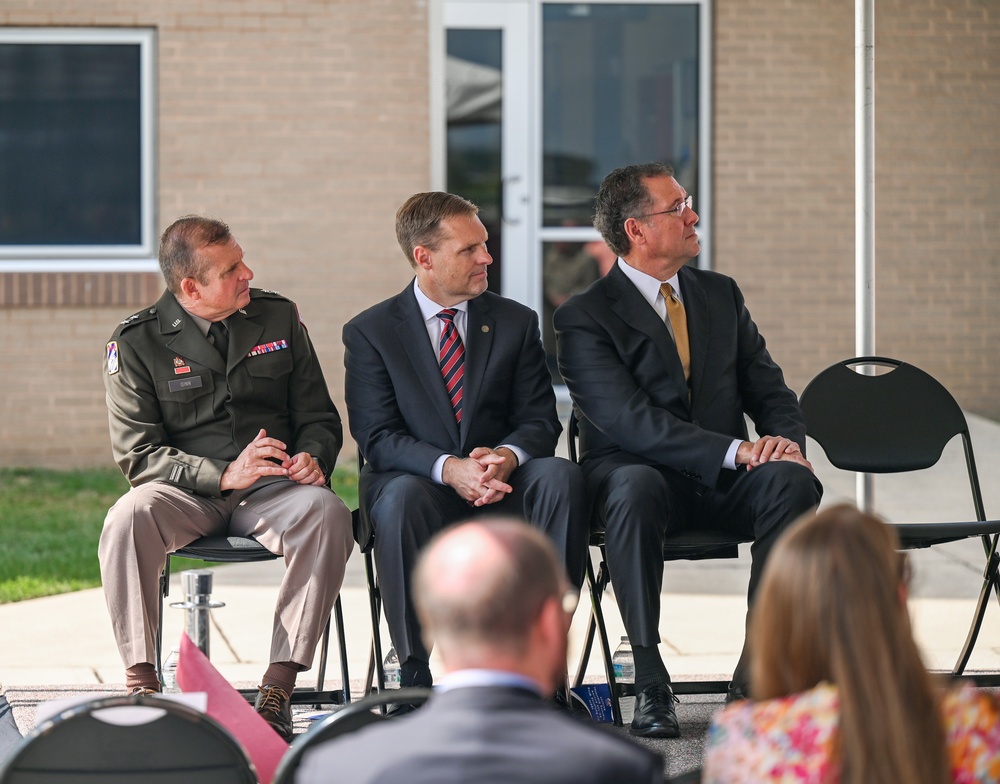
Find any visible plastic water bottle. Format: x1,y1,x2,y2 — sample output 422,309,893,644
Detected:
383,646,401,689
161,646,180,691
612,636,634,683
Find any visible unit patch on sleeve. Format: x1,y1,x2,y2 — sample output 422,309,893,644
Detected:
106,341,119,375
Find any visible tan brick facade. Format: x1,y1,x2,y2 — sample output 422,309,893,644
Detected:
1,0,997,468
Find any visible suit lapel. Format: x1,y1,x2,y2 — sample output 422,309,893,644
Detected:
462,296,494,447
226,300,265,371
607,266,690,406
678,266,709,404
394,287,462,447
156,292,226,373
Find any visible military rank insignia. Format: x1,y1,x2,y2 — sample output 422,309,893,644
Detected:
106,341,119,375
248,340,289,357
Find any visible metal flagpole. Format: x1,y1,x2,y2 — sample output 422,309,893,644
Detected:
856,0,876,513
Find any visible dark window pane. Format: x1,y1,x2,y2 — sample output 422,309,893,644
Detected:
542,4,700,226
0,43,142,246
447,29,503,293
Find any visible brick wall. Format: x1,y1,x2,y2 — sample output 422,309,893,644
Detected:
714,0,1000,415
0,0,426,468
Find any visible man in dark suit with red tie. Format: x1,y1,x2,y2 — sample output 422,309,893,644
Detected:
343,191,588,693
554,163,822,738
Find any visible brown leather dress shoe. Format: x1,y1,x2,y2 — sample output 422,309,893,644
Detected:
128,686,160,696
255,684,293,742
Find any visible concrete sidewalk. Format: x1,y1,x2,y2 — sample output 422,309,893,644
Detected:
2,414,999,734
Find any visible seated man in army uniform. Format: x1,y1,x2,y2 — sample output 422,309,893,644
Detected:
100,215,354,741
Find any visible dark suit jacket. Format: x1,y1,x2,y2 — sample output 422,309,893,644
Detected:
295,686,663,784
343,283,561,542
554,263,805,493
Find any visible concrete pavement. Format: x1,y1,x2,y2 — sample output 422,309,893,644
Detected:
2,412,999,777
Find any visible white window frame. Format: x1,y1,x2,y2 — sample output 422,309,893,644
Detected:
0,27,157,272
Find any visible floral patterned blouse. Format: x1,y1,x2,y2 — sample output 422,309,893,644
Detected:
703,681,1000,784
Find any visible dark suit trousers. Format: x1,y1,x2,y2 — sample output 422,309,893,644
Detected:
368,456,588,664
592,460,822,650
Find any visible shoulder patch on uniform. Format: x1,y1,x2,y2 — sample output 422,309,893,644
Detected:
106,341,119,374
113,306,157,337
251,288,290,301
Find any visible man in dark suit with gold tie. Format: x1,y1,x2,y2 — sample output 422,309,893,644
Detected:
343,192,588,693
555,163,822,738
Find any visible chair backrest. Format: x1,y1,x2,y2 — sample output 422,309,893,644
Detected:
799,356,970,474
271,688,430,784
801,356,989,527
0,695,256,784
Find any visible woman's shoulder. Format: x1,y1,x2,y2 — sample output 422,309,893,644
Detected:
940,681,1000,783
702,683,839,784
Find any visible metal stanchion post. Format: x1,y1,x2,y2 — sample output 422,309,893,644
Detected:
170,569,225,658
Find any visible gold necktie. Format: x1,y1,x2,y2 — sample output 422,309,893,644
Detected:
660,283,690,381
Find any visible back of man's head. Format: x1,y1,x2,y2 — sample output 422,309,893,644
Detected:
414,518,567,673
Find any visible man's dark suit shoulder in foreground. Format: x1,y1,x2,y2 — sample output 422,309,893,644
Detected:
297,686,662,784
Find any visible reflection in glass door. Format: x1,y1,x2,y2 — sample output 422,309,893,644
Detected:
443,1,710,380
444,2,532,302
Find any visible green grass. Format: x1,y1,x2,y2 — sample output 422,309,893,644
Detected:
0,465,359,604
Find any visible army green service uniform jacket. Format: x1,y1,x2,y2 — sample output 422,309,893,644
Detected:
104,288,342,497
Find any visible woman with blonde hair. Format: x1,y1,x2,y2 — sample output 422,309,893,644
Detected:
703,503,1000,784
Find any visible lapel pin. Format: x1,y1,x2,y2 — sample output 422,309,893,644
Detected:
481,325,490,333
172,319,181,327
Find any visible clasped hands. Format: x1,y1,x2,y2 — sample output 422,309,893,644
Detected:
220,428,326,491
442,446,517,507
736,435,814,472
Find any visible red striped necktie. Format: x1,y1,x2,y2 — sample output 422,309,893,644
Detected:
437,308,465,423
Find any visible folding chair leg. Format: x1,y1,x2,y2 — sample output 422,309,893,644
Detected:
585,554,624,727
315,619,330,692
954,536,1000,676
363,549,387,700
334,594,351,704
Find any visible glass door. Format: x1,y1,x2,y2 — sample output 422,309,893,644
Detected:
443,1,710,382
444,1,533,303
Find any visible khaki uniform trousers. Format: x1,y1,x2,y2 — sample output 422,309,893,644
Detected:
99,478,354,669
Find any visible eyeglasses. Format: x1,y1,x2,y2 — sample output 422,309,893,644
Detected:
636,195,693,221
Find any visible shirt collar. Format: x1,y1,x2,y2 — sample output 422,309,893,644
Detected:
435,669,545,696
413,278,470,324
617,258,682,308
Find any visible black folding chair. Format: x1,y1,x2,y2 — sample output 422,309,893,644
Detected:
567,415,752,726
0,695,256,784
271,687,430,784
799,356,1000,684
158,536,351,707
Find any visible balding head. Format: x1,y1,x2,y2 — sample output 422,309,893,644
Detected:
413,518,570,683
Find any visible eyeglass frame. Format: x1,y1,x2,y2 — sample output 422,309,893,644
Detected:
634,194,693,221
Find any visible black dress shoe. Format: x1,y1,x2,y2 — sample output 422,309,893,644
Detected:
255,684,293,742
385,700,420,718
725,681,748,704
630,683,680,738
